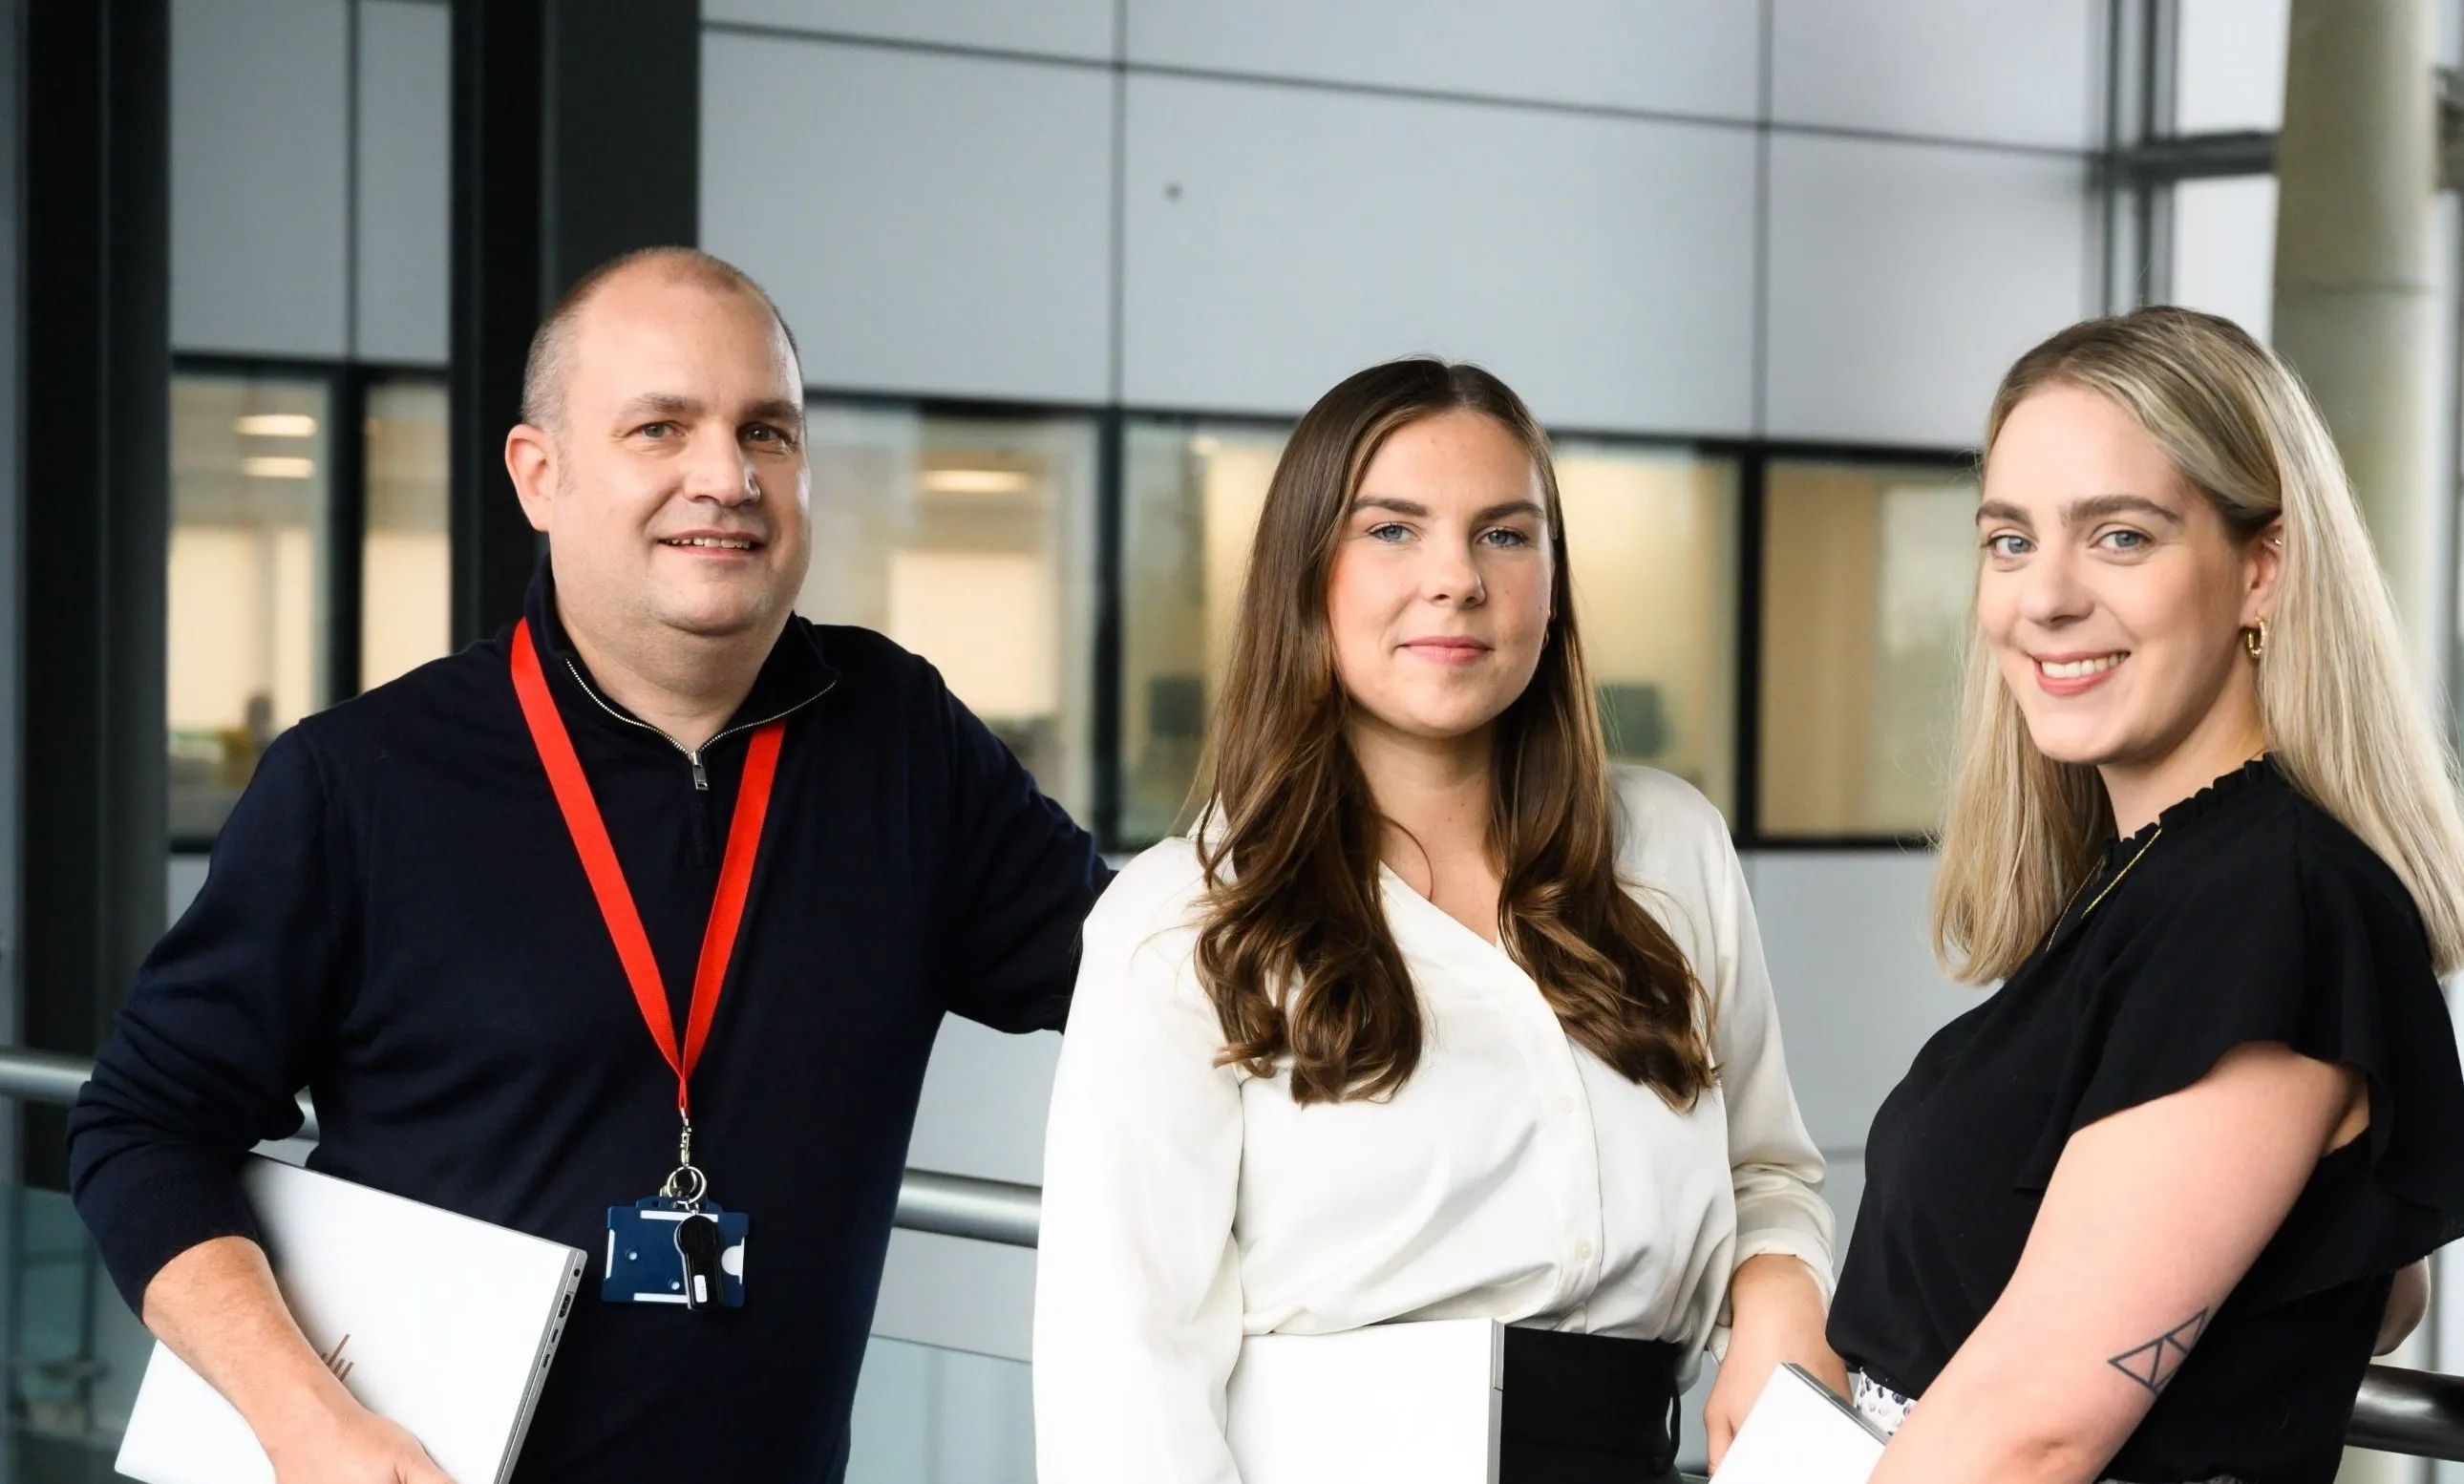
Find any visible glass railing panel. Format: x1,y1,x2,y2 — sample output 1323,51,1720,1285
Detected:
2,1182,151,1481
846,1334,1034,1484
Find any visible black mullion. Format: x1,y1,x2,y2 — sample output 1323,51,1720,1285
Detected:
327,365,369,705
1091,407,1125,850
1732,451,1769,845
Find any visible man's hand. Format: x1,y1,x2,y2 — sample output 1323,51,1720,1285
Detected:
1704,1253,1846,1470
266,1406,453,1484
141,1236,455,1483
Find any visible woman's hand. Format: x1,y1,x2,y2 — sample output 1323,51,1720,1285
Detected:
1704,1253,1846,1469
2378,1260,2432,1355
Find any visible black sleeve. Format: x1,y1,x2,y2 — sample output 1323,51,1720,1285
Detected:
932,678,1112,1034
2019,825,2464,1302
67,729,350,1312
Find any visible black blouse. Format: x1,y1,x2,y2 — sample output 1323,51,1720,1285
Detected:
1829,760,2464,1484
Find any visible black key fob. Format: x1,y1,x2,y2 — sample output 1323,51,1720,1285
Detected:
674,1213,723,1313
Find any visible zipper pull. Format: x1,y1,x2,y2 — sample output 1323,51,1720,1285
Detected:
689,752,708,791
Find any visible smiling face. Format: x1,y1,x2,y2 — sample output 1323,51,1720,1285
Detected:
1324,409,1556,753
1976,383,2278,789
510,268,812,652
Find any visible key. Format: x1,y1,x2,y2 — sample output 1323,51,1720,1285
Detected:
674,1213,723,1312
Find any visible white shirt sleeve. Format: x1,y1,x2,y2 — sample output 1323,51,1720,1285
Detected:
1032,845,1248,1484
1693,802,1836,1348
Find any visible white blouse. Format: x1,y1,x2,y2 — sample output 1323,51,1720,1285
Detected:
1032,766,1834,1484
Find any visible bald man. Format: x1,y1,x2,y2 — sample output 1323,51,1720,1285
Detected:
70,248,1109,1480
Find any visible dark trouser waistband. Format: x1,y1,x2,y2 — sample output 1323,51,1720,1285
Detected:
1498,1327,1685,1484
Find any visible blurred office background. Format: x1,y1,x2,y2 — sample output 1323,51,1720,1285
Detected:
0,0,2457,1479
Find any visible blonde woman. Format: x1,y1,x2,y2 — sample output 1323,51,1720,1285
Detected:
1827,307,2464,1484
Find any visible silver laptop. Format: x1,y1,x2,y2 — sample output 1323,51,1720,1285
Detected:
117,1155,589,1484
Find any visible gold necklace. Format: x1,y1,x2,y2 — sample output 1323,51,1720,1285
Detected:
2052,825,2164,938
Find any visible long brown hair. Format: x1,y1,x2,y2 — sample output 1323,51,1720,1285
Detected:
1193,358,1714,1107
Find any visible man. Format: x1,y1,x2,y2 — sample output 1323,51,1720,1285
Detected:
68,247,1109,1478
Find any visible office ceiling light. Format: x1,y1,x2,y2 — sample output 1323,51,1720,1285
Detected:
234,413,319,437
242,456,318,479
920,468,1033,496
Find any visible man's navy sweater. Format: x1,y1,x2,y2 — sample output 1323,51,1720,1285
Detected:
68,569,1108,1478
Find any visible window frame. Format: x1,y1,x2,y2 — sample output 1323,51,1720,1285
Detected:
169,352,446,851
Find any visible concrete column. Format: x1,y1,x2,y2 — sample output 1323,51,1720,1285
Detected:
2272,0,2451,701
2277,26,2448,1484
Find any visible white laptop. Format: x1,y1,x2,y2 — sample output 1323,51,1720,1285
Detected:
116,1155,589,1484
1713,1362,1887,1484
1226,1318,1503,1484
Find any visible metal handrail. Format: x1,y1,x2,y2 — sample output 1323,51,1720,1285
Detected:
2349,1366,2464,1461
10,1048,2460,1457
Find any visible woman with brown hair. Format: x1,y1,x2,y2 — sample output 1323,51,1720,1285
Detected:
1827,307,2464,1483
1032,359,1838,1483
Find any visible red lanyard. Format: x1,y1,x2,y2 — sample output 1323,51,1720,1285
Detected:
509,619,783,1119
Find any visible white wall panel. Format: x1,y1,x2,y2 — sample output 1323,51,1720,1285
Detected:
1742,850,1973,1152
2170,175,2278,345
1764,136,2091,446
702,35,1115,402
707,0,1115,61
903,1021,1061,1185
355,0,449,365
1822,1153,1867,1266
1125,0,1760,120
1770,0,2101,149
171,0,350,356
1122,75,1757,433
2175,0,2288,134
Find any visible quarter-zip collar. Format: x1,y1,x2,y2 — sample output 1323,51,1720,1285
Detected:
519,558,839,783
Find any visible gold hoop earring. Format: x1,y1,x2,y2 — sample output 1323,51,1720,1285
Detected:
2242,618,2268,660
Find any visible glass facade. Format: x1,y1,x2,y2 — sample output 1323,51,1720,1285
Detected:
159,383,1973,849
361,377,453,692
1555,439,1740,816
1757,459,1977,838
1117,419,1290,844
1119,419,1745,845
167,373,335,843
798,403,1100,819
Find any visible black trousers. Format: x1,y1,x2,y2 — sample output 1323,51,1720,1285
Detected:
1498,1328,1685,1484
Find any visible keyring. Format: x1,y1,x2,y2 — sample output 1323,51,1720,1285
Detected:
661,1163,708,1210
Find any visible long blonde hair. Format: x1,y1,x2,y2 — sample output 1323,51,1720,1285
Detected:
1934,307,2464,981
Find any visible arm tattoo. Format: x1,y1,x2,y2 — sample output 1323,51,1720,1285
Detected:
2107,1310,2209,1397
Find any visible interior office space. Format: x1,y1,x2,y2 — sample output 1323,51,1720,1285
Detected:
1,0,2461,1480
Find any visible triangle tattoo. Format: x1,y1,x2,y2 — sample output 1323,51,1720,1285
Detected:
2107,1310,2209,1397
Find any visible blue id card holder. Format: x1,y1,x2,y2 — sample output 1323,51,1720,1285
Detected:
604,1197,749,1309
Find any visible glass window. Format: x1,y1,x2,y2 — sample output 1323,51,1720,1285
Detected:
1757,460,1977,838
362,376,453,690
168,372,334,844
797,402,1098,818
1118,419,1289,845
1119,419,1743,847
1556,440,1740,815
